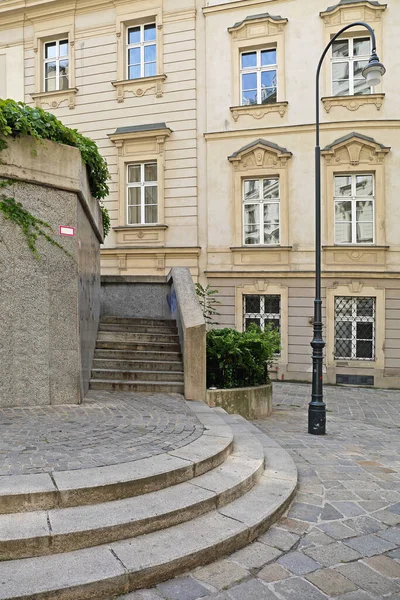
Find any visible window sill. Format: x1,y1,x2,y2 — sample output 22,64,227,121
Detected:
321,93,385,113
111,74,167,103
30,88,78,110
230,101,288,121
231,245,291,267
113,224,167,247
323,245,388,269
231,246,292,251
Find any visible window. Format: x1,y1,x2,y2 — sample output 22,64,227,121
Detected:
243,177,279,245
127,23,156,80
44,40,69,92
243,295,280,331
334,174,374,244
331,37,372,96
240,48,277,105
334,296,375,360
127,163,158,225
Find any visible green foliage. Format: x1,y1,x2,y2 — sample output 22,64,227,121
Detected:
206,324,280,389
195,283,221,324
0,99,110,236
100,202,111,237
0,180,71,261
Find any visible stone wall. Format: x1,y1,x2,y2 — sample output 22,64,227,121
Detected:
0,137,103,407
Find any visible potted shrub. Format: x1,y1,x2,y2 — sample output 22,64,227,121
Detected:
206,324,280,419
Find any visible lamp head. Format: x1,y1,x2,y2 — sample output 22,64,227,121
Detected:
362,50,386,87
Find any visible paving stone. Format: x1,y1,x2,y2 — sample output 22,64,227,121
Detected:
273,577,327,599
388,549,400,559
363,555,400,578
344,533,397,557
257,564,290,583
318,521,356,540
372,508,400,526
278,518,310,535
298,529,334,548
320,503,345,521
304,541,362,567
288,502,321,523
344,516,386,536
228,579,279,599
156,576,210,600
306,568,358,596
192,560,248,590
258,527,299,551
337,592,376,600
336,562,400,596
119,591,164,600
229,541,281,569
277,551,321,575
377,526,400,545
331,502,367,518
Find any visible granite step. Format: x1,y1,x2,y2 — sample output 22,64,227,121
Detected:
93,349,182,362
90,369,184,383
97,331,180,344
89,380,185,393
96,341,181,352
92,359,183,372
0,404,233,514
0,412,297,599
0,433,264,559
101,317,175,327
98,324,178,335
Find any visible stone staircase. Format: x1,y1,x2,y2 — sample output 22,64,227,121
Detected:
0,404,297,600
90,317,184,394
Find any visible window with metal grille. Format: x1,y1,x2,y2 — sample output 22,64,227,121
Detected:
127,23,156,80
44,40,69,92
240,48,277,106
243,294,280,332
331,37,372,96
334,296,375,360
127,163,158,224
243,178,280,245
334,174,374,244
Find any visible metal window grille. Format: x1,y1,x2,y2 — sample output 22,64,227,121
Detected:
243,294,280,332
334,296,375,360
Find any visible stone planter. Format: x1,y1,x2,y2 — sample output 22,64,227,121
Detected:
206,383,272,420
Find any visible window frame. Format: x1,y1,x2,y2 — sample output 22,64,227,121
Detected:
331,36,373,97
243,294,281,332
126,22,157,80
126,162,158,226
334,296,375,361
43,39,69,93
334,173,375,245
239,47,277,106
242,177,280,246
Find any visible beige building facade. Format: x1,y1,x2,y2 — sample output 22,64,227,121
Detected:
1,0,399,388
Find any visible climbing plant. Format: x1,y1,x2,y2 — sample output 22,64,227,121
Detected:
0,99,111,238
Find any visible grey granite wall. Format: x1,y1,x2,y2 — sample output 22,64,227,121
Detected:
0,137,103,407
101,276,171,319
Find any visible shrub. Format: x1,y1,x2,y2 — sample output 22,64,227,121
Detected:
0,99,110,235
195,283,221,325
206,324,280,389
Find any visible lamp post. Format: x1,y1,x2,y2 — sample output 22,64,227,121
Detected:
308,22,386,435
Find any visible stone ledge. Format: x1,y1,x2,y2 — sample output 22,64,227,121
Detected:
207,383,273,420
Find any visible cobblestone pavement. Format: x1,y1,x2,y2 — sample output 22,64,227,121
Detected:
123,382,400,600
0,391,203,475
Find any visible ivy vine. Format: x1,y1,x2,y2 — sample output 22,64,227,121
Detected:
0,180,72,260
0,99,111,237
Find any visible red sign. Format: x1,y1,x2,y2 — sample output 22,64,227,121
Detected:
59,226,75,237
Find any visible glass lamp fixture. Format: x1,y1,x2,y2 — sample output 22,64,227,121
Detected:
362,51,386,87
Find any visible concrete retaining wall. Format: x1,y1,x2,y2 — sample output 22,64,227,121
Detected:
0,136,103,407
206,384,273,420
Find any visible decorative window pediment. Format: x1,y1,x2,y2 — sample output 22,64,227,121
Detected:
228,139,292,171
320,0,387,24
228,13,288,40
321,132,390,165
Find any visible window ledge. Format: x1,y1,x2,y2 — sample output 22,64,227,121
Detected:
230,102,288,121
321,94,385,113
113,224,167,247
323,245,388,269
30,88,78,110
231,246,292,251
111,74,167,103
113,225,168,230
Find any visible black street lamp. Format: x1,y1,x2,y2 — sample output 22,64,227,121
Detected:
308,22,386,435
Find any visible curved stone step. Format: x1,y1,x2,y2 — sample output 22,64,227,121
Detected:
0,434,264,559
0,427,297,600
0,408,233,514
89,380,185,393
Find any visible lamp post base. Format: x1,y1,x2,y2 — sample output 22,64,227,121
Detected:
308,402,326,435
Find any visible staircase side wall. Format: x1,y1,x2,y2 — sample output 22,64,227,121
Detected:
101,276,171,319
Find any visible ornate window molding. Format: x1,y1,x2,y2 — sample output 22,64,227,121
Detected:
228,13,288,121
108,123,171,247
228,139,292,249
321,132,390,267
113,7,165,103
235,280,288,369
31,23,77,110
320,1,386,104
326,281,385,370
